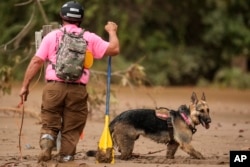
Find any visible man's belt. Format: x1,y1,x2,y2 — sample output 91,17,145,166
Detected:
47,80,86,86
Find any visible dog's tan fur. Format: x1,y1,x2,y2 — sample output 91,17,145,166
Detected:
109,92,211,160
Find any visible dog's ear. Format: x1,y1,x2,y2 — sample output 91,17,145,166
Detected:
201,92,206,101
191,92,198,104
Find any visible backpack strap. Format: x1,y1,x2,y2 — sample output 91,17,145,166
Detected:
62,28,66,39
49,28,85,69
79,29,85,35
61,28,85,36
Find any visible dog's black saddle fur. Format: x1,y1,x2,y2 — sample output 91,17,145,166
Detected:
109,105,191,135
110,108,175,134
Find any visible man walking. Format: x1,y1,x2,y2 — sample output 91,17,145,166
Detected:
19,1,119,163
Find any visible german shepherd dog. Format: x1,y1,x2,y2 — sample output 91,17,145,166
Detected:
109,92,211,160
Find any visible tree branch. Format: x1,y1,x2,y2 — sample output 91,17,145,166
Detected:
15,0,33,6
35,0,49,24
0,7,35,50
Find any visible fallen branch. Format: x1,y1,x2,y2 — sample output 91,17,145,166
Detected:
0,6,35,50
145,149,166,155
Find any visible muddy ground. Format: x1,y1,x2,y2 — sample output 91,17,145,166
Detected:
0,83,249,167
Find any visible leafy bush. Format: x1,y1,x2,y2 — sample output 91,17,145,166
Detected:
214,67,250,89
0,66,12,95
143,47,216,86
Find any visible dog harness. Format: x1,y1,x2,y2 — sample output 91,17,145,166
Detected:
179,109,197,134
155,107,174,140
155,106,197,135
155,107,173,128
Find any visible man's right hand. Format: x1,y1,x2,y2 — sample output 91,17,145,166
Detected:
105,21,118,33
19,86,29,101
104,21,120,56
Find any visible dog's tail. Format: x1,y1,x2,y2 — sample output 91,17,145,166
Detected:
86,150,97,157
86,116,116,158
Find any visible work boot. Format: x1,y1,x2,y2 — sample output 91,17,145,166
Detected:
58,155,74,163
38,135,55,162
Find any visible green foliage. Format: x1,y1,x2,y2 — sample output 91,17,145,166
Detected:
214,67,250,89
0,0,250,90
202,1,250,58
0,66,12,95
144,47,216,86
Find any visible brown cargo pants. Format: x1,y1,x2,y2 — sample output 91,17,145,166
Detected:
40,81,88,156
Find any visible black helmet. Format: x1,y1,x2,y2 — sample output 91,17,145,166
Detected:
60,1,84,22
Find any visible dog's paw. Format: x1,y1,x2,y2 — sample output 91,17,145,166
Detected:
119,154,132,160
191,154,205,159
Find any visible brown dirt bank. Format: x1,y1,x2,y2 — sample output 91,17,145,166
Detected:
0,83,249,166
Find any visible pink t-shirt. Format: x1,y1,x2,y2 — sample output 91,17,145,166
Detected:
36,24,109,84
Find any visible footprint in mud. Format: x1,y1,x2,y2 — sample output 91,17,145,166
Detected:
130,155,229,165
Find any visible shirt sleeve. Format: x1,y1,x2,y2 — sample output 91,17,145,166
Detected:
35,35,50,61
86,32,109,59
35,30,59,61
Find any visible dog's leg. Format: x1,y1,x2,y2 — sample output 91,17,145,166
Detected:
112,123,138,160
179,143,205,159
118,134,135,160
166,140,179,159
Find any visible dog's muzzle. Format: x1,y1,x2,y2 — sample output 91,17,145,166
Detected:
199,117,211,129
